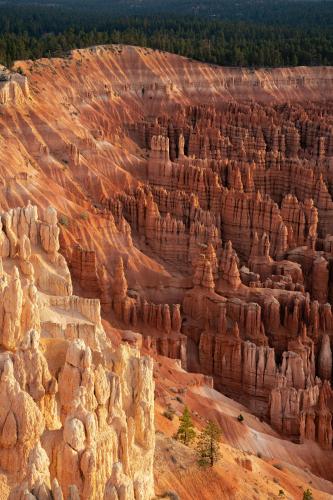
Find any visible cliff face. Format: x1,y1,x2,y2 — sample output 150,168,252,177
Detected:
0,66,29,105
0,45,332,497
1,46,331,296
0,203,155,499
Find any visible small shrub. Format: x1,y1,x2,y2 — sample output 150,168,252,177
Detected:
237,414,244,423
278,490,285,497
303,489,314,500
79,211,89,221
257,451,262,459
16,66,25,75
163,406,175,421
59,215,69,227
159,492,180,500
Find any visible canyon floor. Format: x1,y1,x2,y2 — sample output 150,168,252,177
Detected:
0,45,332,498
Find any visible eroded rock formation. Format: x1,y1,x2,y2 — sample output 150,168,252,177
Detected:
0,204,155,499
105,100,333,449
0,46,333,495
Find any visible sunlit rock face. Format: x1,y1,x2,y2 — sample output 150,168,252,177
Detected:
0,203,155,499
0,45,333,497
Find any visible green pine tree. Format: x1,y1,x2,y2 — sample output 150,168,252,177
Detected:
175,406,196,445
196,420,222,467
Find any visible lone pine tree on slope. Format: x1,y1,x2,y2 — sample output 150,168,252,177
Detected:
175,406,196,445
196,420,222,467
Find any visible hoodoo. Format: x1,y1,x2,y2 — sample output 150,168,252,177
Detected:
0,44,332,498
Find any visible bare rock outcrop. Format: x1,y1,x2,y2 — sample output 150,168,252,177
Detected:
2,49,333,491
0,204,155,499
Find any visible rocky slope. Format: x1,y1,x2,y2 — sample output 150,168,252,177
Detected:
0,203,155,499
153,355,333,498
0,45,332,498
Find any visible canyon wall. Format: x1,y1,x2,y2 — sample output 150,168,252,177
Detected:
104,98,333,450
0,203,155,499
0,45,331,492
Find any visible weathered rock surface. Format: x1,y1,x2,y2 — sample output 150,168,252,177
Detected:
0,204,155,499
0,46,333,496
107,97,333,450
